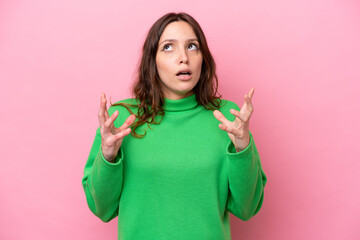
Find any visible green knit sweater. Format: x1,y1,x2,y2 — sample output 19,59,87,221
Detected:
82,93,267,240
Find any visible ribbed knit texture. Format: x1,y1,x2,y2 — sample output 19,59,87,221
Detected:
82,93,267,240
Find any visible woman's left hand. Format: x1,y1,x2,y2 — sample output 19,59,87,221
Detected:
213,88,255,152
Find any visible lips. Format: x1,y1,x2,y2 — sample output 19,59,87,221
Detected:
176,74,192,80
176,69,192,76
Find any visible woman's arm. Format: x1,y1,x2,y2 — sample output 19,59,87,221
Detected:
82,94,134,222
225,131,267,221
213,88,267,220
81,126,125,222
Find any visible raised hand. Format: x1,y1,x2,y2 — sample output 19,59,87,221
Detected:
213,88,255,152
98,93,136,162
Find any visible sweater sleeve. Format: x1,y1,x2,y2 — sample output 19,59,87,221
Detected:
81,125,125,223
225,131,267,221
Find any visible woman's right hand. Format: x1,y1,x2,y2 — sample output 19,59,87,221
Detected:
98,93,136,162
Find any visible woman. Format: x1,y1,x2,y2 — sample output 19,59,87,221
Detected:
82,12,267,240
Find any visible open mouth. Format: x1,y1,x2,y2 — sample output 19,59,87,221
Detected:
176,71,192,76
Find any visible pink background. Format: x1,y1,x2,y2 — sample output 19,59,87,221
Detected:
1,0,359,239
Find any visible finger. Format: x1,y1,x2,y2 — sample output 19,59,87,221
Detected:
213,110,232,125
98,93,107,125
118,114,136,132
230,108,249,122
240,91,254,115
114,115,137,140
248,88,255,100
104,95,110,119
114,127,132,141
218,123,238,135
240,99,247,113
244,94,254,113
104,110,119,129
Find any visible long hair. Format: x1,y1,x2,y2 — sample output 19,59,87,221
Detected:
111,12,223,138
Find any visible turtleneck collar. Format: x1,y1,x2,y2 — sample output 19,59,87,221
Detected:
163,93,199,112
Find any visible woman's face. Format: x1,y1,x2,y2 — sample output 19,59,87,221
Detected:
156,21,203,100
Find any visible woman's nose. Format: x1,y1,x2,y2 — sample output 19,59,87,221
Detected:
179,50,188,64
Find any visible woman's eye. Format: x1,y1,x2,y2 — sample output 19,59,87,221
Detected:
162,43,198,52
163,44,172,51
189,43,198,50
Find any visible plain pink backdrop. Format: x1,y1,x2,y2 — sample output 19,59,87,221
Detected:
1,0,359,239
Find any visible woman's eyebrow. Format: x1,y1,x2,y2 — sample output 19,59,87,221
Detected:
159,38,199,45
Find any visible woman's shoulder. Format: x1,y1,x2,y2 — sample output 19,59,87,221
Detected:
215,98,241,122
109,97,140,112
110,97,140,109
99,97,140,128
216,98,240,111
112,97,139,105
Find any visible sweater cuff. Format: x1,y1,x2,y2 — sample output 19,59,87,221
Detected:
98,145,124,167
226,132,254,159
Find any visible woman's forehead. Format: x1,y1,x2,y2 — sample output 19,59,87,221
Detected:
159,21,197,42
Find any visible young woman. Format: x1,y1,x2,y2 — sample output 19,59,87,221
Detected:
82,12,267,240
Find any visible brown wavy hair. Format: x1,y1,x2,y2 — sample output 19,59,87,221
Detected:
111,12,223,138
